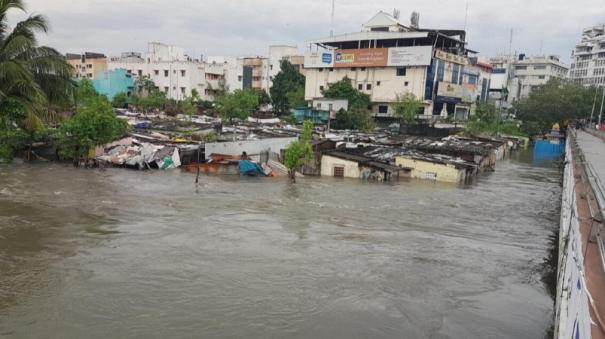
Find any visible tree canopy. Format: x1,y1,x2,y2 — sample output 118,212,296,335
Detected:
216,89,259,123
270,60,305,114
392,92,423,125
57,88,129,160
283,120,314,180
321,77,371,110
514,78,599,135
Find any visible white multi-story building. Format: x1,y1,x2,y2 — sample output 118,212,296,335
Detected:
108,42,209,101
303,11,487,120
488,54,568,106
514,55,568,97
569,24,605,87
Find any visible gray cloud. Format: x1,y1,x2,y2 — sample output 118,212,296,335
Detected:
7,0,605,63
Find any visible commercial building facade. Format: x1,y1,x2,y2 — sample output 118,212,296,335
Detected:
303,11,487,120
569,24,605,87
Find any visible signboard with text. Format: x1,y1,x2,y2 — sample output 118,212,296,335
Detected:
437,81,465,99
387,46,432,66
304,49,334,68
334,48,388,68
434,50,468,65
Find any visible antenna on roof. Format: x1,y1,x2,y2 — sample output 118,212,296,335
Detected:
330,0,335,37
410,11,419,29
393,9,400,20
463,0,469,31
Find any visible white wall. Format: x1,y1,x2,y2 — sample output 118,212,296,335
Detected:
304,66,426,104
320,155,360,178
205,137,297,158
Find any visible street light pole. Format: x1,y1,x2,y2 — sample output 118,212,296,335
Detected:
598,86,605,129
589,87,598,123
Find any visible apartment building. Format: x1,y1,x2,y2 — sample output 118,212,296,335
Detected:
108,42,206,101
515,55,569,97
304,11,485,120
66,52,107,80
569,24,605,87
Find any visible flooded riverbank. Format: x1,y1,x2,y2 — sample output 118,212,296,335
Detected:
0,150,560,338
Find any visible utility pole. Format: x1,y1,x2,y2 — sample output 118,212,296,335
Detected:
598,86,605,128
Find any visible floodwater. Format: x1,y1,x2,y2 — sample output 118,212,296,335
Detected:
0,150,560,339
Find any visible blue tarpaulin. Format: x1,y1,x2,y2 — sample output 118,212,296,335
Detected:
238,160,266,176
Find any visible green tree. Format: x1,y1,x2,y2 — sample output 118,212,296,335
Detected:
57,95,129,161
392,92,422,125
270,60,305,114
321,77,371,110
182,96,197,121
112,92,129,108
216,89,258,124
283,120,314,181
251,88,271,108
0,0,75,160
286,87,306,108
515,78,597,135
333,107,375,131
472,102,497,124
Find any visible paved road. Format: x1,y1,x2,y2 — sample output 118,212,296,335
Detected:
577,130,605,198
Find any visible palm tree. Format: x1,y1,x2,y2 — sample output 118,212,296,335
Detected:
0,0,74,159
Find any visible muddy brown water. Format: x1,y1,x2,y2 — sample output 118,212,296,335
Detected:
0,150,560,338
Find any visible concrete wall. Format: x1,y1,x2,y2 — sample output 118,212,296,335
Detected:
205,137,297,159
395,156,465,183
320,155,360,178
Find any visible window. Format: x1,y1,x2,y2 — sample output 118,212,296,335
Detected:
468,74,478,85
319,85,324,91
378,105,388,114
180,87,186,94
538,75,545,79
87,73,92,78
164,70,169,77
319,68,323,72
154,70,159,76
366,84,372,90
533,65,546,70
270,64,273,70
437,60,445,82
396,67,406,76
358,84,363,90
164,87,169,93
404,81,409,86
329,68,333,72
181,70,186,77
317,103,321,108
360,67,366,71
87,64,92,68
173,70,177,74
333,166,344,177
138,70,143,76
238,76,242,81
328,103,333,111
126,69,132,74
515,65,527,70
377,81,381,86
452,64,460,83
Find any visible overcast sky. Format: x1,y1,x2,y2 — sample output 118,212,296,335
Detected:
7,0,605,63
